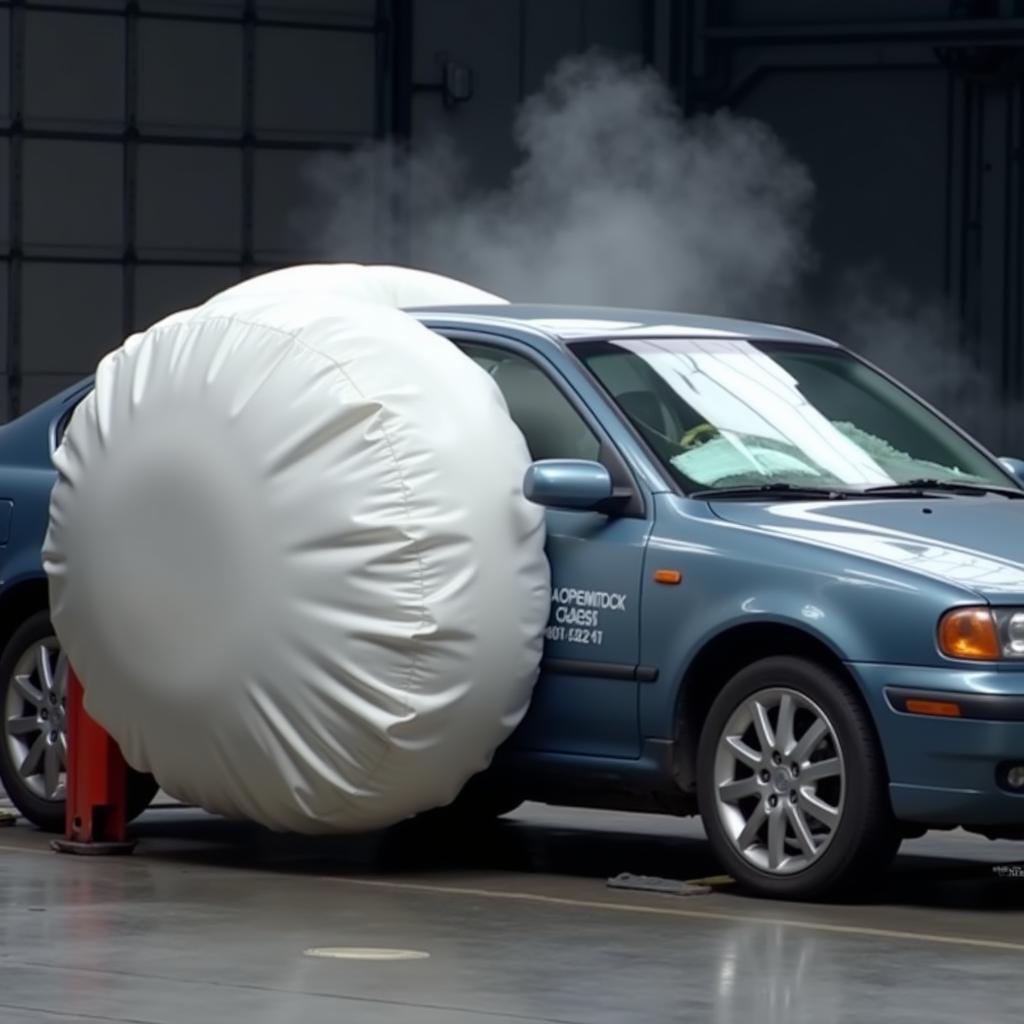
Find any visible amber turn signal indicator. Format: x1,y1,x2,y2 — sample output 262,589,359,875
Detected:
654,569,682,585
904,699,962,718
938,607,1000,661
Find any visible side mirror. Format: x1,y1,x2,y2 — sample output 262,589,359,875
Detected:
524,459,627,513
999,457,1024,486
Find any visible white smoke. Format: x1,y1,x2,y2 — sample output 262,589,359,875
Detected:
826,268,1018,452
294,50,1013,450
294,53,814,319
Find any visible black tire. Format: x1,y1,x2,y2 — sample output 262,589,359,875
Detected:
0,609,159,832
696,656,899,900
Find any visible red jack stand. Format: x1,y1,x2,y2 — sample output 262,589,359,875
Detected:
51,666,136,856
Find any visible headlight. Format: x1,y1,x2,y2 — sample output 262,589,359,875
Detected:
1002,611,1024,656
939,607,1024,660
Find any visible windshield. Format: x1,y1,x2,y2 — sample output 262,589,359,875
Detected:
573,337,1014,493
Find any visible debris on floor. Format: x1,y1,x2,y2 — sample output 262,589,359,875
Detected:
607,872,713,896
684,874,736,888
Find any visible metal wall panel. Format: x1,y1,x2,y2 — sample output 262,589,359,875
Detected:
255,0,377,23
0,140,8,254
412,0,524,186
21,374,83,411
24,12,125,129
138,20,244,136
134,263,242,326
737,65,949,298
28,0,126,8
412,0,655,186
583,0,646,54
521,0,585,97
136,144,243,259
138,1,243,12
252,148,318,262
255,27,377,139
0,10,10,128
23,140,124,256
2,0,391,417
726,0,960,22
21,262,122,374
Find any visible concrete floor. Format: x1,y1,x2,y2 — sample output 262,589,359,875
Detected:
0,803,1023,1023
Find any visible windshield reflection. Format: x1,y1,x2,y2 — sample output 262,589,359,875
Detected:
637,339,892,486
576,337,1008,493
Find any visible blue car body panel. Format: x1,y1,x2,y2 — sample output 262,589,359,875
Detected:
2,305,1024,832
0,382,91,595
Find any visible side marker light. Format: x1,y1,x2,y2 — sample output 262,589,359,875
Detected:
654,569,682,585
904,699,962,718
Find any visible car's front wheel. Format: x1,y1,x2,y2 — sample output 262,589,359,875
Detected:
696,656,900,900
0,610,158,832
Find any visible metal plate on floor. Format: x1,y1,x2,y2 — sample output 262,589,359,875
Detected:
607,872,713,896
304,948,431,961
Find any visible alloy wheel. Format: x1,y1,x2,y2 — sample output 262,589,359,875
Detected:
712,686,844,875
2,637,68,803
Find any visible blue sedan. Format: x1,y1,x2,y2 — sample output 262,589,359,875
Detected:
3,303,1024,899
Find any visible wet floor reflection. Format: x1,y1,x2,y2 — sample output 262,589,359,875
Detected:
125,807,1024,911
2,811,1024,1024
712,924,833,1024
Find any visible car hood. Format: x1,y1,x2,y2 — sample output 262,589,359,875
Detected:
708,495,1024,599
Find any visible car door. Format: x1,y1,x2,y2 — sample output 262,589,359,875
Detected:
455,338,652,759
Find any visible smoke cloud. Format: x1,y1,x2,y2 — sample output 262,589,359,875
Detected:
824,268,1018,451
295,53,814,320
295,51,1013,450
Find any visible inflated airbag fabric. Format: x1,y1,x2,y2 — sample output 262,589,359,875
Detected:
44,266,549,833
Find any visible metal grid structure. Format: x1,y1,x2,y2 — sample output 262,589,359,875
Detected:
1,0,406,419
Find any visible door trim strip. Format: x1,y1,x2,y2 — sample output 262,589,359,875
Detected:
542,658,659,683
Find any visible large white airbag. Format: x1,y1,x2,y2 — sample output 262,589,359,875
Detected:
43,266,549,833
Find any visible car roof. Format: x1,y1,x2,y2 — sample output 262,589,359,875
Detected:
406,303,837,346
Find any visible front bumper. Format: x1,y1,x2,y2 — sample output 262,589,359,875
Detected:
850,663,1024,828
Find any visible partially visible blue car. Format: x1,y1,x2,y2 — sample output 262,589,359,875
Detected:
3,303,1024,899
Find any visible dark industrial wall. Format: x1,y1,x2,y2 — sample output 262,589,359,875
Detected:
1,0,386,421
3,0,1023,448
405,0,1024,449
408,0,672,186
690,0,1024,449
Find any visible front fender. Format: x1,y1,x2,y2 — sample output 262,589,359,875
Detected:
638,586,879,740
638,496,980,739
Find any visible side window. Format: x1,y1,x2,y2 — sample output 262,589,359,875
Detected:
53,397,86,451
459,343,602,462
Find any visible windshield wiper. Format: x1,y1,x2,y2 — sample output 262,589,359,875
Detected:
862,479,1024,499
690,483,853,501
